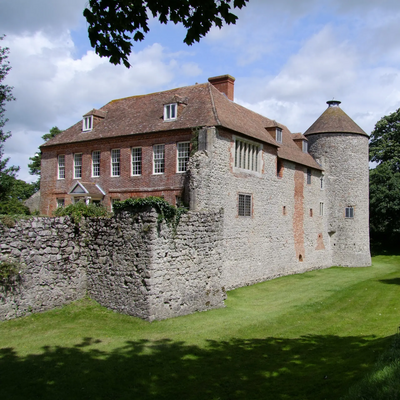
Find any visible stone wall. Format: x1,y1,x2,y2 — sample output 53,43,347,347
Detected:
189,127,333,290
86,210,225,321
0,217,87,320
0,210,225,321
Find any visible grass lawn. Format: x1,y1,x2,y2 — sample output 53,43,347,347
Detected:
1,255,400,400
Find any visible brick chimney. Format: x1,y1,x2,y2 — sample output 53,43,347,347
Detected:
208,74,235,101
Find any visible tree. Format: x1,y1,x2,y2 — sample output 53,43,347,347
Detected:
0,35,17,201
369,108,400,249
84,0,249,67
28,126,63,187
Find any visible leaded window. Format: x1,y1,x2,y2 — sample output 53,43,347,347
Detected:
238,194,252,217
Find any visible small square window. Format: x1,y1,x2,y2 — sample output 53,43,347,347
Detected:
83,116,93,131
56,198,65,208
164,103,177,121
238,194,252,217
345,207,354,218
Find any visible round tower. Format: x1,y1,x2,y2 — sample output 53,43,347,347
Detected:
304,100,371,266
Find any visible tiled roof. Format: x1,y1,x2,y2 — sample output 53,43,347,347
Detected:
304,104,368,137
42,81,322,169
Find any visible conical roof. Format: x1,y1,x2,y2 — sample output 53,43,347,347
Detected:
304,100,368,137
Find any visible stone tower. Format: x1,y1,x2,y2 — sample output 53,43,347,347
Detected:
304,100,371,266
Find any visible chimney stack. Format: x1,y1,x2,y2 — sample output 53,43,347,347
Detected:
208,75,235,101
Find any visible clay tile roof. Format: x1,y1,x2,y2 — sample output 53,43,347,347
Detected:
83,109,107,118
41,79,322,169
291,133,308,141
304,102,368,137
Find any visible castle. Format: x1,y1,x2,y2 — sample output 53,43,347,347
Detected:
38,74,370,293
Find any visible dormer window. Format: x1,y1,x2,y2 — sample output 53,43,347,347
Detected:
302,141,308,153
276,128,282,143
164,103,177,121
83,116,93,131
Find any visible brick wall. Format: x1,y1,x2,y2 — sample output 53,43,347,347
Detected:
40,129,192,215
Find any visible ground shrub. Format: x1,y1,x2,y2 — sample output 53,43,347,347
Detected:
53,202,111,224
112,196,187,228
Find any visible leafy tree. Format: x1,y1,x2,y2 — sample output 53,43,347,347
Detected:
0,35,18,201
28,126,63,186
84,0,249,67
369,107,400,249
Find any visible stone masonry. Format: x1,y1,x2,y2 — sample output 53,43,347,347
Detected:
0,209,225,321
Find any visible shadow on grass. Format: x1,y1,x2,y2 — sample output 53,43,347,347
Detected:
0,334,392,400
379,278,400,285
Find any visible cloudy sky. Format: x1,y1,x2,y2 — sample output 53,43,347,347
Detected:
2,0,400,182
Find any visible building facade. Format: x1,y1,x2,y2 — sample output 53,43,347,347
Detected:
40,75,371,289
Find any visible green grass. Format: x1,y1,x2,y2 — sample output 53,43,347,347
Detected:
1,255,400,399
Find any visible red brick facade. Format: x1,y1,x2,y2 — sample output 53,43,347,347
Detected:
40,129,192,215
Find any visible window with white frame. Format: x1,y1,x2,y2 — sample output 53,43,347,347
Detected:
276,128,282,143
319,202,324,216
92,151,100,177
131,147,142,176
58,155,65,179
164,103,177,121
307,168,312,184
234,138,260,172
111,149,120,177
302,141,308,153
74,153,82,179
83,116,93,131
153,144,165,174
177,142,190,172
56,198,65,208
345,206,354,218
238,193,252,217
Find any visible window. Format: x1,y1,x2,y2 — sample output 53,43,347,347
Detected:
276,128,282,143
164,103,177,121
307,168,311,184
153,144,165,174
302,141,308,153
111,149,120,176
131,147,142,176
74,153,82,179
56,198,65,208
83,116,93,131
319,202,324,216
345,207,354,218
234,138,260,172
92,151,100,177
58,155,65,179
177,142,190,172
310,208,313,217
277,159,283,178
238,194,252,217
283,206,287,216
320,174,324,190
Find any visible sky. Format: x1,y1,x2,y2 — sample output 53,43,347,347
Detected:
2,0,400,183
